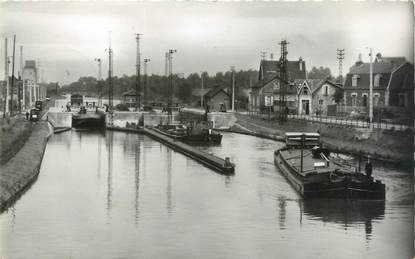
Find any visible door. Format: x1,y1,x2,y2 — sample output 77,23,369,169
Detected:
302,100,310,115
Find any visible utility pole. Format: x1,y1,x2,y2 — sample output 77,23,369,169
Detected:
10,35,16,116
144,58,151,105
94,58,102,107
230,66,235,112
278,39,289,123
337,49,345,85
18,45,23,113
3,37,8,117
260,51,267,61
135,33,142,111
168,49,177,124
369,48,373,129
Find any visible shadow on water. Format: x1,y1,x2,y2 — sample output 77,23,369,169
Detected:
302,199,385,239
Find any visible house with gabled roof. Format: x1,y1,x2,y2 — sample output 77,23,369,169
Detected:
203,85,231,112
343,53,413,114
249,57,307,112
310,80,344,116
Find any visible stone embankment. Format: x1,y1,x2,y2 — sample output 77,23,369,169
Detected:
233,114,413,166
0,120,52,212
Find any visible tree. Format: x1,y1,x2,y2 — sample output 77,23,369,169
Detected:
308,66,333,80
177,82,192,102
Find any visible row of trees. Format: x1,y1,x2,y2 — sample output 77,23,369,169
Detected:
57,66,336,104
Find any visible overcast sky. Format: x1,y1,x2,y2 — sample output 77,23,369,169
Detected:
0,1,413,85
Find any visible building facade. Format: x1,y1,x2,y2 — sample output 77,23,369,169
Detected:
343,53,413,114
249,57,307,112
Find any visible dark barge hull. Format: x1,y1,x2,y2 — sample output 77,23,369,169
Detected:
72,115,105,128
274,149,385,199
179,133,222,145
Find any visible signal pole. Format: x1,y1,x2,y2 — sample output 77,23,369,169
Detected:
337,49,345,85
143,58,151,105
278,39,289,123
135,33,142,111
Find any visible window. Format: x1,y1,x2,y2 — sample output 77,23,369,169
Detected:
352,75,359,87
324,85,328,96
318,100,323,105
362,94,368,107
374,74,381,87
303,89,308,95
398,94,406,107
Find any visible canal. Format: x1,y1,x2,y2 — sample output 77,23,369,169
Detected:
1,130,412,258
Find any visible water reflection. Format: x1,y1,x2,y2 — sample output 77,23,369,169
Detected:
277,196,286,230
106,131,114,217
134,139,140,225
166,148,173,215
302,199,385,239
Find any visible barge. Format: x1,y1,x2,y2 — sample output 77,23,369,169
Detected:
274,132,385,199
156,122,222,145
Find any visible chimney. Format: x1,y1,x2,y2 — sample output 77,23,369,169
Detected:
355,53,363,66
299,57,303,71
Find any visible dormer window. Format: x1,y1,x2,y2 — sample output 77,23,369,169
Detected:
352,75,359,87
374,74,382,87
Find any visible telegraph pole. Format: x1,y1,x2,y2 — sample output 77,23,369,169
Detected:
260,51,267,61
369,48,373,129
278,39,289,123
337,49,345,85
144,58,151,105
94,58,102,107
135,33,142,111
10,35,16,116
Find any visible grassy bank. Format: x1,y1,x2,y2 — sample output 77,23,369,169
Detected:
0,121,51,212
235,114,413,166
0,116,34,165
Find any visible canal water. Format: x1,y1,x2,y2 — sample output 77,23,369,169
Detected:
1,131,412,258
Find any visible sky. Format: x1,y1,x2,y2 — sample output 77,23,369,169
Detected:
0,1,413,85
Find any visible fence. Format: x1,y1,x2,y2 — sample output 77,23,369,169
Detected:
288,114,412,131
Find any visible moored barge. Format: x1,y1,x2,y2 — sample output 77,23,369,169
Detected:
274,132,385,199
